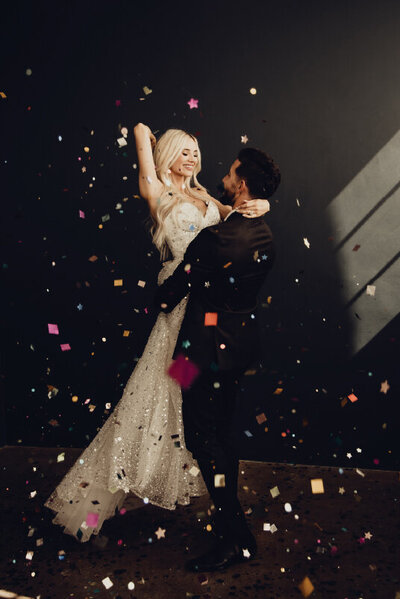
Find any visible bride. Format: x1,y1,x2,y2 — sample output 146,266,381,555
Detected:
44,123,271,542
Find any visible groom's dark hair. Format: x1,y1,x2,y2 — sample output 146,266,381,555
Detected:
236,147,281,199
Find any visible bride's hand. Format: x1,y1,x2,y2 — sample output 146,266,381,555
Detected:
134,122,156,148
236,198,270,218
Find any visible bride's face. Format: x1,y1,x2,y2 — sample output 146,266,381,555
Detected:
170,138,199,179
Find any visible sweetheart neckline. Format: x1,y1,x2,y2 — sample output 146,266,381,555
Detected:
180,200,212,219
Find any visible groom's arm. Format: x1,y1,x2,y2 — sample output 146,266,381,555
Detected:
154,230,215,314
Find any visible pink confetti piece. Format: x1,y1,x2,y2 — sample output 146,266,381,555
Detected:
79,210,85,219
167,353,200,389
187,98,199,109
60,343,71,351
86,512,99,527
48,323,59,335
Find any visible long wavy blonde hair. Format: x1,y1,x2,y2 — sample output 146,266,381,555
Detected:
149,128,209,260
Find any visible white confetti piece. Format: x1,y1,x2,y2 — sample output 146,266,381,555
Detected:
117,137,127,147
102,577,113,589
366,285,376,296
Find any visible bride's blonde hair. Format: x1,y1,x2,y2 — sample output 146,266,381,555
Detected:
149,128,209,260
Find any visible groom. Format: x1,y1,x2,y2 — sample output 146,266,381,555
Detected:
155,147,280,572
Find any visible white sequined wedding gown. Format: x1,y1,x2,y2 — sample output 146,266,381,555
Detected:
44,199,221,542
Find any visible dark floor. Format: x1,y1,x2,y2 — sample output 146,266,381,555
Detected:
0,447,399,599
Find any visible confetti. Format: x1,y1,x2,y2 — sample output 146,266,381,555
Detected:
366,285,376,296
155,526,166,539
256,412,267,424
214,474,225,487
187,98,199,109
380,379,390,394
48,323,59,335
249,87,257,95
86,512,99,527
348,393,358,403
117,137,127,147
298,576,315,597
303,237,310,249
143,86,152,95
310,478,324,494
137,280,146,287
167,353,199,389
241,135,249,144
270,486,280,498
57,452,65,463
204,312,218,326
102,577,113,589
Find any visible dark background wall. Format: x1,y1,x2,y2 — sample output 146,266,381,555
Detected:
1,0,399,469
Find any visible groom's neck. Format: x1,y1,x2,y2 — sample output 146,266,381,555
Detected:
232,192,253,210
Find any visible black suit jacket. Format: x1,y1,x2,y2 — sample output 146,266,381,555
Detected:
155,211,276,372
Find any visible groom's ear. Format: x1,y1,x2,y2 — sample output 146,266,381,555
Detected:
237,179,247,193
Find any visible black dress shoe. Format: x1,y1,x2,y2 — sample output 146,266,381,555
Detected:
185,537,257,572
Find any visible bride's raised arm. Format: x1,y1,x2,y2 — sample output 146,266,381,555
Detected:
133,123,163,217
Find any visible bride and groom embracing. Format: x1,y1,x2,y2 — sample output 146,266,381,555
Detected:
44,122,281,572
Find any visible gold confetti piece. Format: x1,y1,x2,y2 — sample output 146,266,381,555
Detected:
88,255,98,262
244,368,257,375
0,91,7,98
356,468,365,477
214,474,226,487
143,86,152,95
298,576,315,597
114,279,123,286
123,330,131,337
270,485,280,498
380,379,390,393
83,146,90,153
155,526,166,539
273,387,283,395
249,87,257,95
256,413,267,424
223,261,232,268
57,452,65,463
310,478,324,494
267,296,272,304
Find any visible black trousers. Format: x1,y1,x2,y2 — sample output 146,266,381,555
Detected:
182,367,251,543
